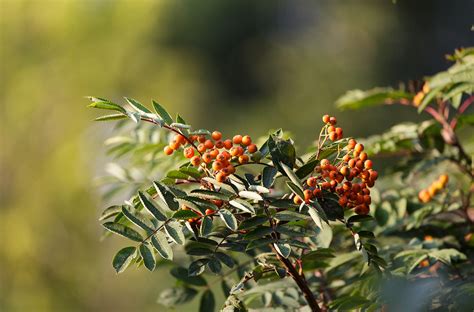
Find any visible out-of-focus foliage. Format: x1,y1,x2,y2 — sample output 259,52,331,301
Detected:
2,0,474,311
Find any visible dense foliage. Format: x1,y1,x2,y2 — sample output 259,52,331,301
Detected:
90,48,473,311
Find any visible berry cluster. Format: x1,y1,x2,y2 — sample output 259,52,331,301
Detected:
181,200,224,225
322,114,344,141
163,131,259,183
293,116,378,215
418,174,449,203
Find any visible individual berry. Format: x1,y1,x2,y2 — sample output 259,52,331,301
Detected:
230,146,244,157
247,144,257,153
418,189,431,203
202,153,212,164
197,143,206,153
329,132,337,141
321,181,331,189
355,143,364,153
242,135,252,146
174,134,186,144
191,155,201,167
342,181,352,191
215,140,224,149
216,172,227,183
355,160,364,170
212,131,222,141
198,135,206,143
304,189,313,202
307,177,317,187
369,170,378,181
204,139,214,149
212,161,224,171
217,151,230,162
222,165,235,175
320,159,330,170
313,188,322,197
184,147,195,158
293,195,303,205
355,204,369,215
328,125,336,133
347,139,356,150
169,140,180,150
223,139,233,149
238,155,249,164
209,149,219,159
338,196,348,207
233,135,243,144
322,114,330,123
205,208,215,216
359,152,368,162
363,195,371,205
364,160,373,169
343,154,351,163
329,116,337,125
164,146,173,155
348,159,356,168
212,199,224,207
438,174,449,187
340,166,350,177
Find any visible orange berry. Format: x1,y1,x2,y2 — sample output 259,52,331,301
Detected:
369,170,378,181
222,165,235,175
320,159,330,170
217,151,230,162
335,127,343,136
322,114,330,123
342,181,352,191
212,161,224,171
355,204,369,215
355,160,364,170
340,166,350,177
247,144,257,153
359,152,368,162
238,155,249,164
191,155,201,167
307,177,317,187
343,154,351,163
293,196,303,205
363,195,371,205
202,153,212,164
204,139,214,149
438,174,449,187
205,208,215,216
419,259,430,268
175,134,186,144
418,190,431,203
164,146,173,155
321,181,331,190
313,188,322,197
363,159,372,169
215,140,224,149
329,116,337,125
211,131,222,141
347,159,355,168
212,199,224,207
338,196,348,207
233,135,243,144
328,125,336,133
304,189,313,202
197,143,207,153
216,172,227,183
209,149,219,158
347,139,356,150
198,135,206,143
223,139,233,149
355,143,364,153
242,135,252,146
184,147,195,158
169,141,180,150
329,132,337,141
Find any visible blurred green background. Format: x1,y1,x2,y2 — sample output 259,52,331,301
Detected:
1,0,472,311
